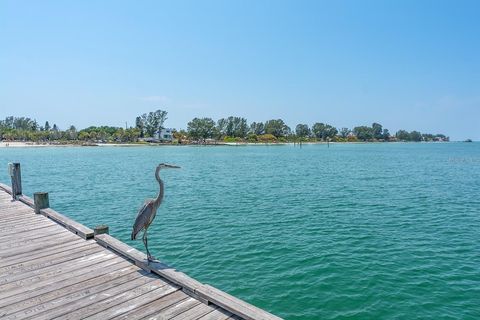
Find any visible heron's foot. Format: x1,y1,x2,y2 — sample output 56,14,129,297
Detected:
147,254,156,263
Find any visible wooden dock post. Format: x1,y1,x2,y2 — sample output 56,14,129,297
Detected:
34,192,50,214
8,162,22,200
94,224,109,236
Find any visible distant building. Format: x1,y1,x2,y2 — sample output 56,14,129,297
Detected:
154,128,174,142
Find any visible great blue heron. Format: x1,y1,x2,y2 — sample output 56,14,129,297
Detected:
131,163,180,261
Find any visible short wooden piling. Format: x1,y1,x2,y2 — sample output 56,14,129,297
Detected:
94,224,109,236
8,163,22,199
34,192,50,214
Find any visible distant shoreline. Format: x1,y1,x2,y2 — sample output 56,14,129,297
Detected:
0,140,461,148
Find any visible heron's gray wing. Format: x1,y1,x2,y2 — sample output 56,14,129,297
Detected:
131,200,154,240
135,200,150,219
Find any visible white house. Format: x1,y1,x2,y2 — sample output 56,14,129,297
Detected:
154,128,174,142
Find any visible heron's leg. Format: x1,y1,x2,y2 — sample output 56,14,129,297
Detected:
144,228,155,262
142,229,150,262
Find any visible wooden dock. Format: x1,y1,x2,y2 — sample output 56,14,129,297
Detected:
0,179,282,319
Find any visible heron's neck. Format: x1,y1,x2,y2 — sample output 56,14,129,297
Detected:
154,167,164,209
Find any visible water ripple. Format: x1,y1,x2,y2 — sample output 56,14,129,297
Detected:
1,143,479,319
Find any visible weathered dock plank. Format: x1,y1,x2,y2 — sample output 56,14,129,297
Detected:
0,234,83,258
0,252,117,293
0,228,71,246
0,184,282,319
82,285,181,320
60,281,178,320
171,302,216,320
198,307,234,320
111,290,190,320
0,257,128,302
0,238,88,268
0,243,101,276
0,263,135,313
0,207,34,215
24,274,154,320
146,297,202,320
0,228,74,250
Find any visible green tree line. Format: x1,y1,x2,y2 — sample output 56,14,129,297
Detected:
185,117,449,143
0,113,449,143
0,109,168,143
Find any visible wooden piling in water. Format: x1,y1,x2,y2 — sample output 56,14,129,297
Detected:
8,162,22,199
34,192,50,214
94,224,109,236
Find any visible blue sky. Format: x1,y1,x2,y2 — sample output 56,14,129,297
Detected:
1,0,479,140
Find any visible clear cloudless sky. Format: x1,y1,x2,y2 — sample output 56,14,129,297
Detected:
1,0,479,140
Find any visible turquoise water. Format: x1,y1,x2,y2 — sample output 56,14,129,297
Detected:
1,143,479,319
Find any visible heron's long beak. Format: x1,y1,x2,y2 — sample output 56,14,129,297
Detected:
163,164,181,169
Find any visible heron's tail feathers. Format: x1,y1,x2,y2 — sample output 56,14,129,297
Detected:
131,230,137,240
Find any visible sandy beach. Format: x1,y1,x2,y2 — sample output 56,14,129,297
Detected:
0,141,152,148
0,141,56,148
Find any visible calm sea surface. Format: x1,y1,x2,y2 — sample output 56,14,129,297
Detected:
1,143,479,319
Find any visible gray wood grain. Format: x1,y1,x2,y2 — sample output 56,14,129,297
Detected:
0,238,87,268
0,242,99,275
0,252,116,292
170,302,216,320
28,273,160,320
111,290,190,320
3,270,148,320
197,307,234,320
146,298,201,320
0,225,67,241
0,260,134,311
0,214,53,226
0,257,129,303
0,263,137,317
0,210,38,220
0,234,80,258
0,222,60,238
73,281,179,320
0,229,72,250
